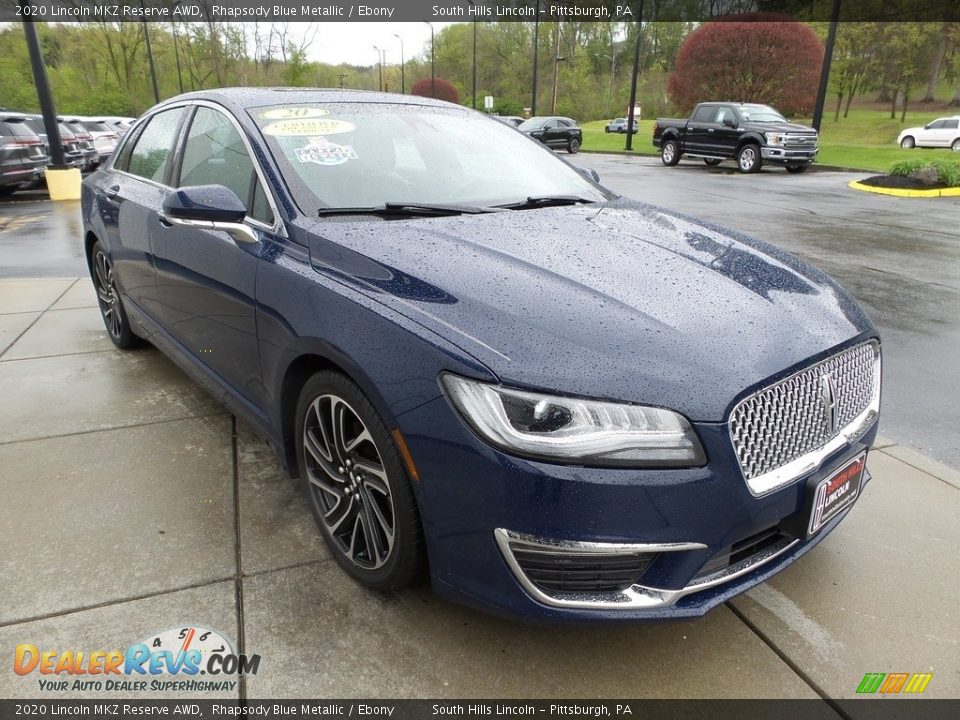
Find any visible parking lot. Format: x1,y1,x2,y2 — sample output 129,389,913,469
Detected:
1,157,958,704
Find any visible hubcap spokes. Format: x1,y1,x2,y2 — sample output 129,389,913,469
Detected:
303,394,395,570
94,251,121,339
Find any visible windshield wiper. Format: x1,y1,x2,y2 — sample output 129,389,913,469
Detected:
318,202,498,217
495,195,596,210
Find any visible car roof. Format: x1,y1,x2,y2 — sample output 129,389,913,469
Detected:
149,87,457,117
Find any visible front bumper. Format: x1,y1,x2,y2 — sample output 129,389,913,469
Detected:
761,146,819,165
398,393,876,623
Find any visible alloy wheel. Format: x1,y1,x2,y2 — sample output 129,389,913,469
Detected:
93,249,122,340
302,394,396,570
738,147,757,171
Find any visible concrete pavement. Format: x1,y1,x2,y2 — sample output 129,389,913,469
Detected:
0,277,957,704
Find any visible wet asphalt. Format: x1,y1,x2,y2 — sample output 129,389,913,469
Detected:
0,158,957,468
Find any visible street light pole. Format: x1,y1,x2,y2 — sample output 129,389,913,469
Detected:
424,21,435,97
140,0,160,103
625,2,644,151
467,0,477,109
393,33,405,94
531,4,539,115
170,4,184,95
812,0,842,131
19,10,65,169
372,46,383,92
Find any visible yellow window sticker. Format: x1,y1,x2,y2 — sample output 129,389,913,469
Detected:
262,119,355,137
259,107,328,120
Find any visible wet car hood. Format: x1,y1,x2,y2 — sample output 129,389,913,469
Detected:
304,199,872,422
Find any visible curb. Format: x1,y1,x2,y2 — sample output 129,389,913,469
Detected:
848,180,960,198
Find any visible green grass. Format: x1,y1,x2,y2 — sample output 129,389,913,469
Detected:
579,107,959,173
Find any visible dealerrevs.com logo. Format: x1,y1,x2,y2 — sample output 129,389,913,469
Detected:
13,626,260,693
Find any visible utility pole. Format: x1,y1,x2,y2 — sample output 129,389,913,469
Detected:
467,1,477,109
594,51,619,118
812,0,842,131
550,23,563,114
171,1,184,94
393,33,405,93
140,0,160,103
531,3,539,115
424,21,435,97
625,2,644,151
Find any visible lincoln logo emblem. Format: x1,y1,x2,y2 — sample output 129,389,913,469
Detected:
820,374,838,434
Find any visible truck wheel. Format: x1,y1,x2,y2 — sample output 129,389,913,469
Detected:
900,136,915,149
704,158,722,167
661,139,681,166
737,144,761,173
785,165,808,174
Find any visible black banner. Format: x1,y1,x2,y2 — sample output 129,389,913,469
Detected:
1,0,958,23
1,700,960,720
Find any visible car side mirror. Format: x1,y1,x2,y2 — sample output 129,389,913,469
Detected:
723,117,737,128
576,166,600,183
160,185,257,244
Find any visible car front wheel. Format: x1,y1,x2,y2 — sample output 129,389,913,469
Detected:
91,241,141,349
661,139,681,166
901,136,915,149
296,371,424,591
737,144,762,173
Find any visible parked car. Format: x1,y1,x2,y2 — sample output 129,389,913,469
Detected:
518,116,583,153
62,120,100,169
494,115,524,127
98,116,136,136
653,102,819,173
0,116,48,194
897,116,960,151
82,89,881,622
70,117,120,165
21,116,86,170
605,117,638,133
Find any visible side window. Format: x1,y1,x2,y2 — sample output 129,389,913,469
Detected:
928,120,945,130
944,119,959,130
692,106,714,123
715,107,735,125
178,107,273,225
126,108,183,183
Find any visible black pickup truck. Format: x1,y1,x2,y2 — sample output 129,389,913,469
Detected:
652,102,818,174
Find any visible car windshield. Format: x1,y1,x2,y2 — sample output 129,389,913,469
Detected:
738,106,787,122
250,103,604,213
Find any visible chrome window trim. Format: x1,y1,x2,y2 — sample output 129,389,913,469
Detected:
495,527,804,611
730,341,881,497
108,100,286,238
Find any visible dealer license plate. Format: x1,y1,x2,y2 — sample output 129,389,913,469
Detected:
807,452,866,536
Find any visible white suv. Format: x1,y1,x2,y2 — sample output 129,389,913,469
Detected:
898,116,960,151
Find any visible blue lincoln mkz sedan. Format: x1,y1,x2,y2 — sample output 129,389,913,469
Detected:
81,89,881,622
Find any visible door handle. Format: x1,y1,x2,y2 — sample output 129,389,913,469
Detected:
104,185,120,199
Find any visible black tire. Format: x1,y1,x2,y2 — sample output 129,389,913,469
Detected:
737,143,762,173
661,139,681,166
568,137,581,154
295,371,424,591
90,241,142,349
900,136,915,149
703,158,722,167
785,164,808,174
952,138,960,152
604,128,611,133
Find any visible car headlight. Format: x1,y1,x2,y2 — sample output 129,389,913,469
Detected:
765,132,785,146
441,375,706,468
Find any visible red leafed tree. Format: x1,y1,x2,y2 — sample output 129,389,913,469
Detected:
410,78,460,104
667,15,824,117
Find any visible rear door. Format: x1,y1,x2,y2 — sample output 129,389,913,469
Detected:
98,106,186,320
151,103,281,407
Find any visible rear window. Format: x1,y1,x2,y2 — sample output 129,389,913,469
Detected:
1,121,35,137
84,122,111,133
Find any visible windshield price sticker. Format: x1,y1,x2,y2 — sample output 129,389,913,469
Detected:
263,119,355,137
260,107,328,120
295,138,359,166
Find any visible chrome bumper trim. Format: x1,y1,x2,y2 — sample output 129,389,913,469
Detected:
495,528,798,611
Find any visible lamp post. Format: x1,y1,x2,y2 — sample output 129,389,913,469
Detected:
424,21,435,97
140,0,160,103
625,3,644,151
595,51,619,119
393,33,405,94
171,1,184,95
467,0,477,109
372,46,384,91
531,3,539,115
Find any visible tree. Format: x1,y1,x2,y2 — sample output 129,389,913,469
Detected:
667,15,824,116
411,77,459,104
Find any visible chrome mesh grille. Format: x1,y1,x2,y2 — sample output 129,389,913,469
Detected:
730,342,879,483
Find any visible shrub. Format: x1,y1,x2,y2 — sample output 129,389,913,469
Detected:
410,78,460,104
890,158,960,187
667,14,823,116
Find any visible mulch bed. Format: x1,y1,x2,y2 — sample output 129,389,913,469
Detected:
858,174,951,190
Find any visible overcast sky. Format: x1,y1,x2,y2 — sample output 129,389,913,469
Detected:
302,22,457,67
